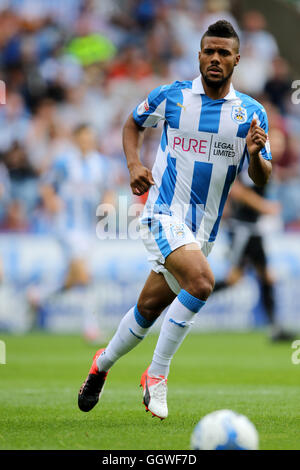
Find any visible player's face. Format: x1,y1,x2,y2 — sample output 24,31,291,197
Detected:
75,128,96,154
199,36,240,89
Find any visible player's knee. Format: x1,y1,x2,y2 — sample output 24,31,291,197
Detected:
183,273,215,301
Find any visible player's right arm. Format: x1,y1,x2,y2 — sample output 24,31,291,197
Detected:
39,184,63,214
122,115,154,196
39,158,67,214
123,84,170,196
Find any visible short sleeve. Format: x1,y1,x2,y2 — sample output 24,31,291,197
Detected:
254,107,272,161
132,84,170,128
42,156,68,191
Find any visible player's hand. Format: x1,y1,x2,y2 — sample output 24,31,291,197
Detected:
262,200,281,216
246,119,267,156
129,163,155,196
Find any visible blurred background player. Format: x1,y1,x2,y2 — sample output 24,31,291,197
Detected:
212,162,294,341
29,123,115,342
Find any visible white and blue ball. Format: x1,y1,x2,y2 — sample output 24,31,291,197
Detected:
191,409,259,450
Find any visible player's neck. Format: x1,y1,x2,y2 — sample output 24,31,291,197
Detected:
201,77,232,100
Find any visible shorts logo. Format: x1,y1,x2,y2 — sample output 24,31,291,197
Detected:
231,106,247,124
170,223,185,239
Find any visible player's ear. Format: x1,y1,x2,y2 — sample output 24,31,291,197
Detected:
198,51,201,62
234,54,240,67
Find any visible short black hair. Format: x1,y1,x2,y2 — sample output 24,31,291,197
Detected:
201,20,240,51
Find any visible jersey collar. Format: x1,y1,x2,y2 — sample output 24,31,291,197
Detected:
192,75,237,100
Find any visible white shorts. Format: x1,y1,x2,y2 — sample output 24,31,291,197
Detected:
140,213,214,295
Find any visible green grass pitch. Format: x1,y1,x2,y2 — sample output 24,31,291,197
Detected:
0,331,299,450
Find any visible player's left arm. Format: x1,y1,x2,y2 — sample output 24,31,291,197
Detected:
246,118,272,187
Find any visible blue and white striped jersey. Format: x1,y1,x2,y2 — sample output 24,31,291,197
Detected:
133,76,272,244
46,148,110,233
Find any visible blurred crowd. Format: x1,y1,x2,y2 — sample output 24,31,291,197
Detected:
0,0,299,238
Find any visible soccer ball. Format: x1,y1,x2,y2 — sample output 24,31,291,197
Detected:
191,409,259,450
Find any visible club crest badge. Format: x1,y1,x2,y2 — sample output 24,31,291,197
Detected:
231,105,247,124
170,223,185,239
